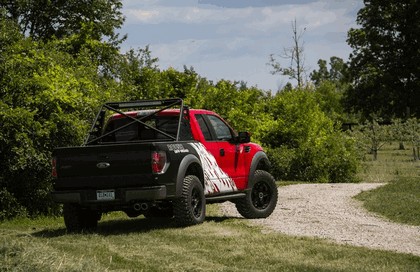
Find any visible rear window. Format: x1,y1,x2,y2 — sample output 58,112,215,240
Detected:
101,115,192,143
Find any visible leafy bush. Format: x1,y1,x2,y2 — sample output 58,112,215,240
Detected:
262,89,360,182
267,132,360,182
0,18,114,218
0,187,27,221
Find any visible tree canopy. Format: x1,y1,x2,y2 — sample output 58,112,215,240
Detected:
346,0,420,119
0,0,124,42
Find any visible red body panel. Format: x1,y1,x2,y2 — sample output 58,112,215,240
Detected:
188,110,263,190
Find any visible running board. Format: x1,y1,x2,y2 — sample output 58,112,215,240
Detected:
206,193,246,203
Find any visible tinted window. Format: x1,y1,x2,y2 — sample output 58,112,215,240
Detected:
102,115,191,142
207,115,232,141
196,114,212,141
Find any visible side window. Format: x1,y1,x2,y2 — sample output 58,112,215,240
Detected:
207,115,232,141
196,114,212,141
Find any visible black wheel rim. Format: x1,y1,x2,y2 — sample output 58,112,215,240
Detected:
251,181,271,210
191,187,203,218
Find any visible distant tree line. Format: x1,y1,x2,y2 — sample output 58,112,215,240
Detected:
0,0,419,219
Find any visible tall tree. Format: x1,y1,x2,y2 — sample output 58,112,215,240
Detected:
0,0,126,76
269,19,308,88
310,56,349,87
0,16,119,218
0,0,124,42
346,0,420,118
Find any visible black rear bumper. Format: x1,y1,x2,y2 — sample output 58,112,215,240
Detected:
51,185,167,205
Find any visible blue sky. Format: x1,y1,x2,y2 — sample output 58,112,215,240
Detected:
119,0,363,91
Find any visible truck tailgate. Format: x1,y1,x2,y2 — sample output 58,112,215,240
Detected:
53,143,155,189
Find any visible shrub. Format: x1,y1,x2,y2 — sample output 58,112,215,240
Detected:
0,19,111,217
0,187,27,221
262,89,360,182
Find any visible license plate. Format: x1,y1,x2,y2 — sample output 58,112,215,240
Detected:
96,190,115,201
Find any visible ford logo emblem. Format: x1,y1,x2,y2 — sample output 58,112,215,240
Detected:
96,162,110,169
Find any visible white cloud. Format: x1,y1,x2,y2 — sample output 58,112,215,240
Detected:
119,0,362,90
124,2,350,39
125,6,234,24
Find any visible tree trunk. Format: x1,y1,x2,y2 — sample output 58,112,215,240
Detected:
399,142,405,150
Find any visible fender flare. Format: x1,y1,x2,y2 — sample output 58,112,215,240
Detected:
175,154,204,197
248,151,271,189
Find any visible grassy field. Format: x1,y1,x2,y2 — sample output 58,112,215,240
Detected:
357,142,419,183
1,208,419,272
355,177,420,226
355,142,420,226
1,142,419,271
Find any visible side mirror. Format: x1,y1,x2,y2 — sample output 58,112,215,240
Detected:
237,131,251,144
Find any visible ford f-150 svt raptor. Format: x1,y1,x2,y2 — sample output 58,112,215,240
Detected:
51,98,278,231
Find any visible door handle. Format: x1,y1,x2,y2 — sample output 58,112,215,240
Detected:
219,148,225,156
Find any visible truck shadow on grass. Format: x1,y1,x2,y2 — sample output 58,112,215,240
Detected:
32,216,241,238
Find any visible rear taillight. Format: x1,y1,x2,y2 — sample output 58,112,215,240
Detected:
52,157,57,178
151,151,167,174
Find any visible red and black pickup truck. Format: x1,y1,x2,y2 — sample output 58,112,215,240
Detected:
52,98,277,231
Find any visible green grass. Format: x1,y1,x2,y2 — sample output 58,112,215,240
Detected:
1,207,419,272
355,177,420,226
354,142,420,226
357,142,420,183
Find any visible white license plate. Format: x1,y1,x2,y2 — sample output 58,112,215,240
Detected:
96,190,115,201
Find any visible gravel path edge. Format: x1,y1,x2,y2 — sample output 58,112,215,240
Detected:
220,183,420,256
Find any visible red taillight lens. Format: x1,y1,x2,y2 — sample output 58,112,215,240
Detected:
52,157,57,178
151,151,167,173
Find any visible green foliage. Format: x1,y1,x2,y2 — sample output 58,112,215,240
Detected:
390,118,420,160
310,56,349,87
346,0,420,118
350,118,420,161
313,81,345,122
261,89,360,182
350,119,393,161
0,17,117,218
404,118,420,160
0,0,125,42
357,141,419,183
117,46,161,100
1,0,125,77
261,89,334,148
0,187,27,220
309,57,350,123
188,79,269,133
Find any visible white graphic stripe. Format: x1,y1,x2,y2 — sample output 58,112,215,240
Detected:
189,142,237,195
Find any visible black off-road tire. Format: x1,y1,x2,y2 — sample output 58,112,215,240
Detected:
63,204,99,232
235,170,278,219
173,175,206,226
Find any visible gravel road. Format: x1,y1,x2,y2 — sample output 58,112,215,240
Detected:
220,183,420,256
